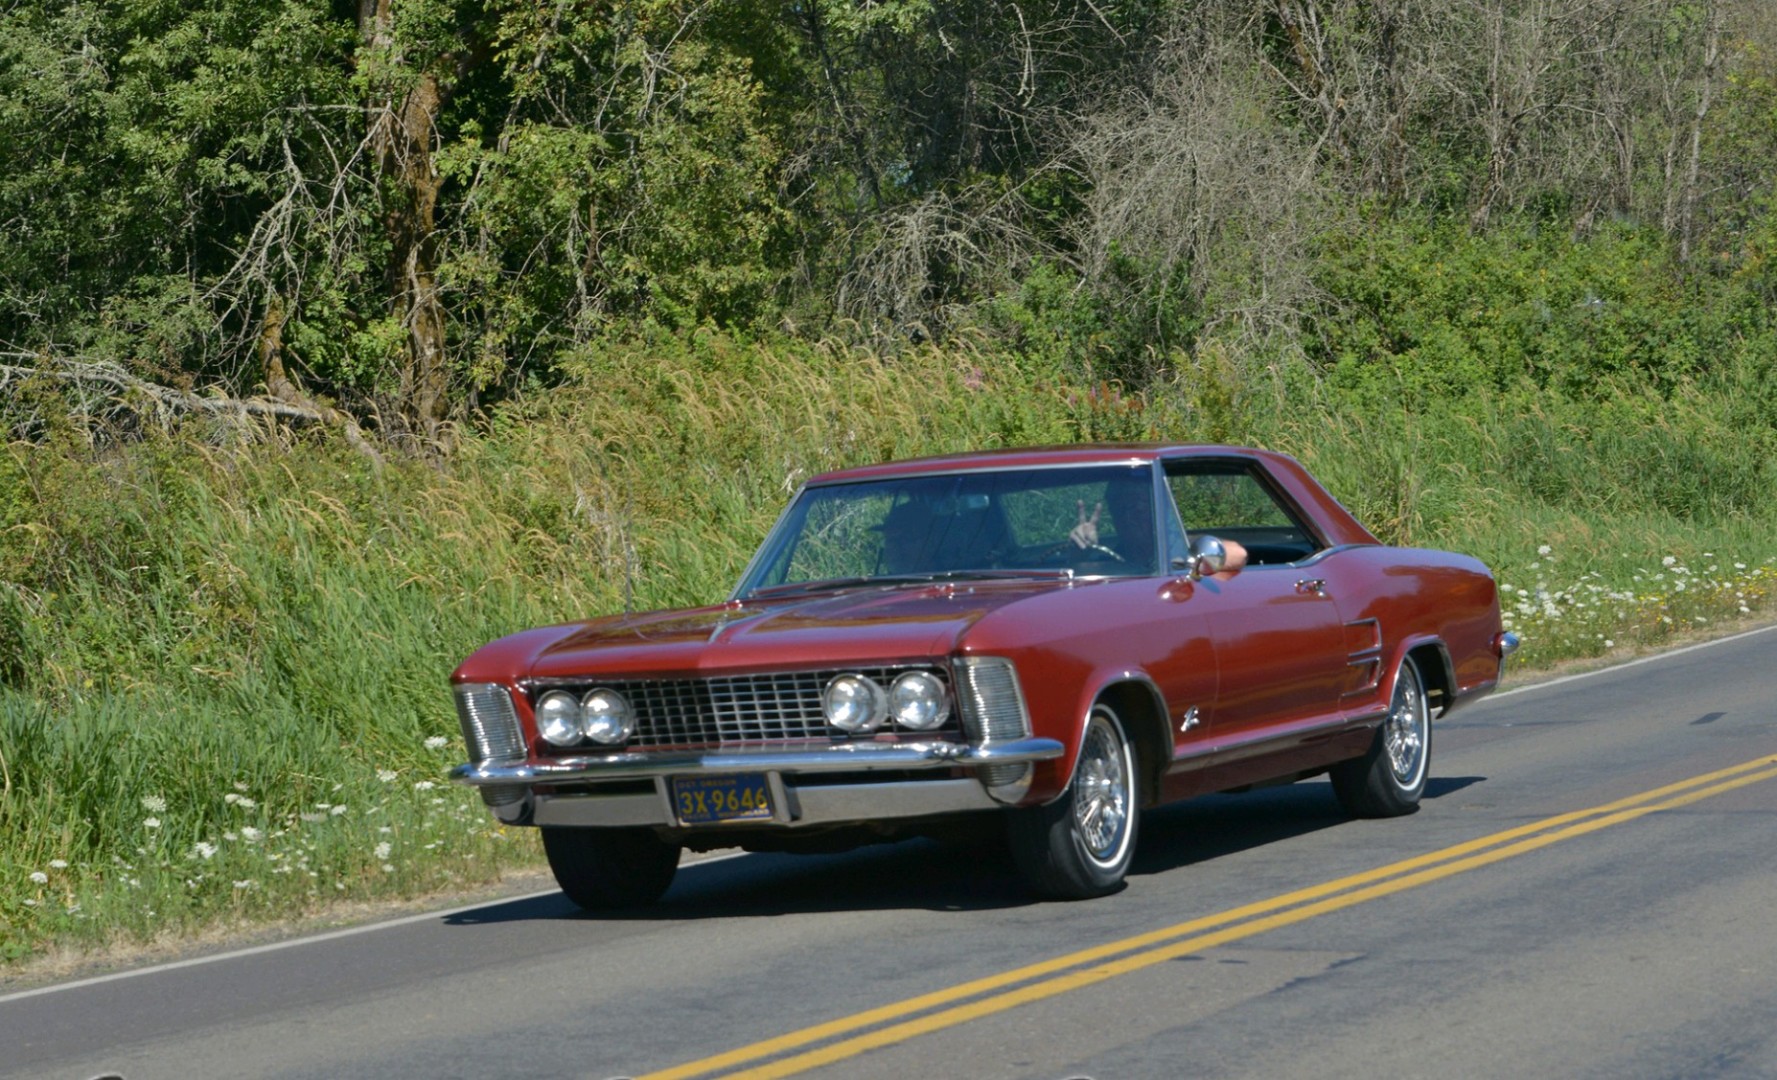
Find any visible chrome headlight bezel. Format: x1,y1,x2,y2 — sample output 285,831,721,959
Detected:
535,690,584,747
581,688,635,745
889,670,950,731
823,673,888,733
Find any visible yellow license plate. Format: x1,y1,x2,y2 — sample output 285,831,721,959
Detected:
672,774,774,824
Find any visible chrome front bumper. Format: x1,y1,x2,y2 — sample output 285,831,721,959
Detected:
449,737,1064,829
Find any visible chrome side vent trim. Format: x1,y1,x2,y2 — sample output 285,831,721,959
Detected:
456,683,524,763
456,683,526,807
954,657,1032,789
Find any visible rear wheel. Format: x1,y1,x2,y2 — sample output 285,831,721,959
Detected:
1007,703,1139,899
1331,655,1431,817
541,826,681,911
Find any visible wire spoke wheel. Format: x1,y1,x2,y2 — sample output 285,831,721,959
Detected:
1008,703,1139,898
1073,715,1133,866
1331,655,1431,818
1384,668,1428,787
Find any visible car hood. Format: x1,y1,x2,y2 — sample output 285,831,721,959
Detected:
525,580,1078,679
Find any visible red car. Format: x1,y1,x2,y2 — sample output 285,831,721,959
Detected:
451,445,1516,907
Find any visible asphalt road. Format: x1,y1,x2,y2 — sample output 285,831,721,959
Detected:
5,626,1777,1080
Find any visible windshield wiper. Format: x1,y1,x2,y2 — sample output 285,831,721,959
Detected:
746,568,1073,599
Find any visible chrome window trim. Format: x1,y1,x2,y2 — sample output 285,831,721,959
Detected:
1159,455,1332,556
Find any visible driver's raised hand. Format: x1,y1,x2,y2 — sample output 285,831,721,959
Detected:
1069,500,1102,549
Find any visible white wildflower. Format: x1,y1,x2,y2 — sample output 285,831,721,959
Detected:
374,841,392,860
1604,640,1614,648
49,859,68,869
141,795,167,814
234,781,249,791
144,818,161,830
425,736,449,750
232,880,256,890
329,805,347,816
241,827,262,842
377,769,398,783
194,842,218,860
1537,545,1552,557
223,831,238,842
29,871,48,884
382,864,395,873
1662,555,1677,567
413,781,436,792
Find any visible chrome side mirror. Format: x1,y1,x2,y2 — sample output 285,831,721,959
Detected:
1188,534,1227,580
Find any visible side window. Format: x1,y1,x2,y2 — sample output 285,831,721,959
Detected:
1165,464,1323,566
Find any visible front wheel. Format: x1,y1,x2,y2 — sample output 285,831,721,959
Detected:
541,826,681,911
1331,655,1431,817
1007,703,1139,900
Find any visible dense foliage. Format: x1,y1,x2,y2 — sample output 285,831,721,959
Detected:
5,1,1775,433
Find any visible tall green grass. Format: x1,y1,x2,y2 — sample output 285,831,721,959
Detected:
4,332,1776,965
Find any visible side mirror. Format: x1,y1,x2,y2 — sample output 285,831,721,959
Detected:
1188,535,1227,580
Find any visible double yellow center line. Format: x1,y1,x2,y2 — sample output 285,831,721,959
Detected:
640,753,1777,1080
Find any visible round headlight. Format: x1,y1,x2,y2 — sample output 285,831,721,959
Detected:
824,674,886,733
581,688,635,745
536,690,583,746
889,671,950,731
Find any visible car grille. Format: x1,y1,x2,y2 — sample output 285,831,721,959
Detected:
529,666,961,751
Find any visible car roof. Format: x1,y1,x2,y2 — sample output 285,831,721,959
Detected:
803,444,1381,547
805,444,1273,486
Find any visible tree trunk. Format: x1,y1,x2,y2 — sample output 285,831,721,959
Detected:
361,0,451,445
1676,4,1722,264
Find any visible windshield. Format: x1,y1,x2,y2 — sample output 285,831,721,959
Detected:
737,463,1161,597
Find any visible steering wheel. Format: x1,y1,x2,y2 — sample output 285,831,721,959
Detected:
1036,538,1126,565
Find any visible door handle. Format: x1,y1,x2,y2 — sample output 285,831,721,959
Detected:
1295,578,1327,596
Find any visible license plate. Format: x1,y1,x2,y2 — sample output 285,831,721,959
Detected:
671,774,774,825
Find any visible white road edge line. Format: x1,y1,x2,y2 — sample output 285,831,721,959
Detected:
1486,621,1777,701
0,851,748,1005
8,620,1776,1005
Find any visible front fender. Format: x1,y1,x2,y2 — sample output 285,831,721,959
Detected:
1023,666,1172,806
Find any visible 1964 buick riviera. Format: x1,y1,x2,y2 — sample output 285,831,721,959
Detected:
450,445,1516,907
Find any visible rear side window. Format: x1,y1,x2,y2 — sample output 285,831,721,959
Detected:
1165,463,1323,566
